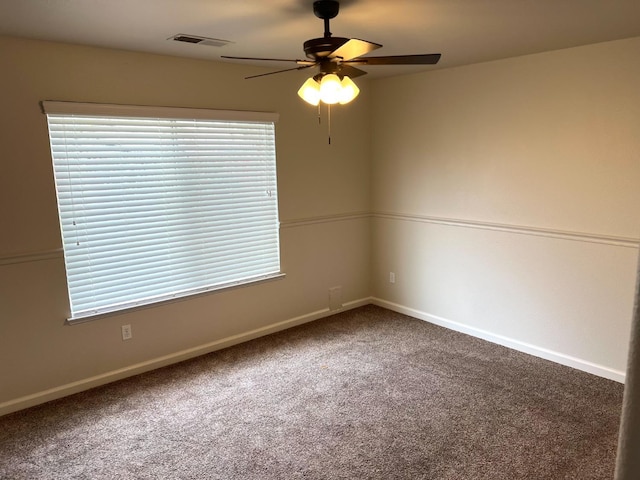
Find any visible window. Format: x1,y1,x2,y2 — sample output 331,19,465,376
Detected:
43,101,281,322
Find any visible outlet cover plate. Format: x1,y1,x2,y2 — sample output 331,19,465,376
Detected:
121,324,132,340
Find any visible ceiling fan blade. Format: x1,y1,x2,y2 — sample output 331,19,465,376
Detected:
222,55,316,65
329,38,382,61
244,64,317,79
338,65,368,79
347,53,441,65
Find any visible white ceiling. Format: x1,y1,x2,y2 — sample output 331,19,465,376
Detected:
2,0,640,78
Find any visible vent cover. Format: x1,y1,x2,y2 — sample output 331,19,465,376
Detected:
170,34,232,47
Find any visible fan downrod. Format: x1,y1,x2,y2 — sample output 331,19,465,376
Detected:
313,0,339,37
304,1,347,60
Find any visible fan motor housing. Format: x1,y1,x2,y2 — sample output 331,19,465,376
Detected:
304,36,349,59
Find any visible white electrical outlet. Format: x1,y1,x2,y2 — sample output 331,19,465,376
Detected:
121,324,132,341
389,272,396,284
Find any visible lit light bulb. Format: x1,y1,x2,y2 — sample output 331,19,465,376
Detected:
297,77,321,106
319,74,342,104
338,76,360,104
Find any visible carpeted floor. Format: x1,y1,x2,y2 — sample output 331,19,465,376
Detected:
0,305,624,479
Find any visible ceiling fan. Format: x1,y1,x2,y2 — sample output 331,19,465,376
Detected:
221,0,441,106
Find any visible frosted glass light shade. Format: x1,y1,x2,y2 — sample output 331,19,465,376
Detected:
319,74,342,104
297,78,321,106
338,76,360,104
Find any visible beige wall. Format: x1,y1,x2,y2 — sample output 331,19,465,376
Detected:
0,36,372,413
371,37,640,379
2,34,639,414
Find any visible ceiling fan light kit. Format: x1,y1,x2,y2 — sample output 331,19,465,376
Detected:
298,73,360,106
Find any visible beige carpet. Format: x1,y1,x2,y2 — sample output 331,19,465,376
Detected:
0,305,624,479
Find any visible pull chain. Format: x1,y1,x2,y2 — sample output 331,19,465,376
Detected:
314,103,332,145
327,103,331,145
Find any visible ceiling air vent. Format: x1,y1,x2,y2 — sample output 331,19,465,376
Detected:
170,34,232,47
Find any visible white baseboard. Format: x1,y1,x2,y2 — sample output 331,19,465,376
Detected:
2,296,623,417
371,297,626,384
0,297,371,417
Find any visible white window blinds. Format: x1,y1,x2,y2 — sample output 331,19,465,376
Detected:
43,101,281,321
